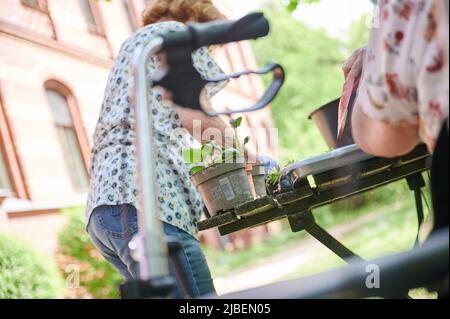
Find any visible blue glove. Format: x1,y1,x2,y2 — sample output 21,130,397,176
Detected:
258,155,279,175
259,155,293,192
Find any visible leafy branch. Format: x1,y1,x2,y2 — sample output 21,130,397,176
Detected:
286,0,320,12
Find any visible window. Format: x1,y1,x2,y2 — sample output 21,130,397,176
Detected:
0,93,29,198
79,0,104,36
45,89,89,191
19,0,56,40
0,148,12,191
21,0,48,12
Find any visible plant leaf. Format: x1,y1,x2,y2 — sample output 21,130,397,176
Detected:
230,116,242,129
287,0,299,12
266,167,282,186
201,141,222,166
243,136,250,145
182,148,202,164
190,165,206,175
222,148,240,163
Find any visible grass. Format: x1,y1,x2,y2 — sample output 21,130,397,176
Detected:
203,224,308,278
278,197,438,299
279,198,418,280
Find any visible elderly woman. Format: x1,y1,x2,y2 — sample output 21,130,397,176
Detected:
346,0,448,157
346,0,448,228
86,0,232,298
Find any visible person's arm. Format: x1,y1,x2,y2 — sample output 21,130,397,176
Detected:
343,48,417,157
352,103,420,158
178,46,230,145
174,47,259,162
343,47,420,157
174,103,229,146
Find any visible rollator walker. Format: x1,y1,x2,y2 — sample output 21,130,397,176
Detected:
122,13,449,299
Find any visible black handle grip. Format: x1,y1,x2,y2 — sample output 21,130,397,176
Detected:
156,12,276,113
162,12,269,50
189,12,270,49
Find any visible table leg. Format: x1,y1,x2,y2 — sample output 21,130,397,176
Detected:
406,174,426,248
288,211,364,264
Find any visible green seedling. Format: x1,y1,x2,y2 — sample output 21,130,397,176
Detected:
183,117,249,175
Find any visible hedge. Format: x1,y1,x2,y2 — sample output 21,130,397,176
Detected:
0,233,64,299
58,207,122,299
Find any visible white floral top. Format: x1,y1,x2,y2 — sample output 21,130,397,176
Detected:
86,21,227,238
357,0,449,152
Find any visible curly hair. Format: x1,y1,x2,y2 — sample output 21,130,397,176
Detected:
142,0,226,26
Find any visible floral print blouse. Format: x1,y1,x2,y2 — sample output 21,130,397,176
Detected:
357,0,449,152
86,21,227,238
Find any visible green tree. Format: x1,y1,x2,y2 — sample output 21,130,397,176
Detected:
346,14,372,52
251,0,372,163
287,0,376,12
252,1,345,163
287,0,320,12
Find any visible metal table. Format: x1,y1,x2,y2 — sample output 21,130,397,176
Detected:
208,228,449,299
198,144,431,263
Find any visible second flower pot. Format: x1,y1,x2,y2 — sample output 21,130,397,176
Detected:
251,163,267,198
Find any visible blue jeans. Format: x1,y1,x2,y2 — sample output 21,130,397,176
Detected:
87,204,216,298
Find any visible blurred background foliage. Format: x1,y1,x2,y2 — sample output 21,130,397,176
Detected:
0,233,64,299
287,0,376,12
252,0,370,164
286,0,321,12
58,208,122,299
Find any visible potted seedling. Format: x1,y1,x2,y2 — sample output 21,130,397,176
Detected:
185,117,254,216
266,166,282,195
266,160,295,195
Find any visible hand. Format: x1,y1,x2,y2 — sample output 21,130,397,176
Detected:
342,47,366,90
258,155,279,175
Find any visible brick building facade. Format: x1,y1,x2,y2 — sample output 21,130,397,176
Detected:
0,0,276,254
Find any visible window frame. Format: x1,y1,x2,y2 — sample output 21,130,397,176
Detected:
20,0,57,39
20,0,49,13
0,88,30,199
44,80,90,192
0,139,13,192
79,0,107,37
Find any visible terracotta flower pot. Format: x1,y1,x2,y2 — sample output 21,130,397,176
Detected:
190,162,254,216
